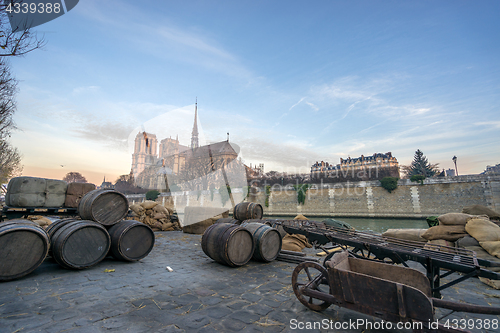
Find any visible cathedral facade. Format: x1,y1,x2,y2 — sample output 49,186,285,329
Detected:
131,101,240,191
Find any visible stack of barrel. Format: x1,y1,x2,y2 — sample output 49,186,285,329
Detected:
202,202,282,267
0,189,156,281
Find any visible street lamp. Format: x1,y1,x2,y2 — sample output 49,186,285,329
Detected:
452,156,458,176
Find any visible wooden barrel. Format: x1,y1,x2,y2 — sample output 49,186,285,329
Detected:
240,222,282,262
215,218,241,225
46,218,81,239
233,202,263,221
78,189,129,226
51,220,111,269
201,223,254,267
0,219,49,281
107,220,155,261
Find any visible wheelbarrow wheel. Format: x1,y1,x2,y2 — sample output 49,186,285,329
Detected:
292,261,331,311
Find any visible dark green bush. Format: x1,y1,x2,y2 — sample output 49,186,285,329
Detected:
145,190,160,201
380,177,398,193
410,174,426,185
293,184,309,205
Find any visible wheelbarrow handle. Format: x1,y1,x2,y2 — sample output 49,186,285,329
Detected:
432,298,500,315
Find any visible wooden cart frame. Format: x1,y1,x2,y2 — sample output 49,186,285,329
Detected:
292,251,500,333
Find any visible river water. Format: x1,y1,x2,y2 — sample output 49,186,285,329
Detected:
264,215,428,234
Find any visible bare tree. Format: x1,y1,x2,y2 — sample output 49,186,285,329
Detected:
0,139,22,184
63,172,87,183
0,1,46,57
0,58,17,139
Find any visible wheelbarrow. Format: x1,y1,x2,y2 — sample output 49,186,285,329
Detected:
292,251,500,332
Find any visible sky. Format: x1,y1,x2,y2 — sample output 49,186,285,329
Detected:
6,0,500,185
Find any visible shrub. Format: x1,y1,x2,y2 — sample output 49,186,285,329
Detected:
265,185,271,207
410,174,426,185
145,190,160,201
380,177,398,193
293,184,309,205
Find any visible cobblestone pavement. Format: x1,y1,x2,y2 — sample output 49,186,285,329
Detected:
1,231,500,333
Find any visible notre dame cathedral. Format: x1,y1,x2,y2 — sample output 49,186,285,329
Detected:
131,101,242,191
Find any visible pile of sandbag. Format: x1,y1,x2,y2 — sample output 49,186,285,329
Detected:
463,216,500,289
421,213,473,243
465,216,500,258
128,200,180,232
462,204,500,221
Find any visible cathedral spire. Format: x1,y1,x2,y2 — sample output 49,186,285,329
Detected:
191,98,199,149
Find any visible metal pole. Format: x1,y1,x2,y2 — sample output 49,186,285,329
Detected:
452,156,458,176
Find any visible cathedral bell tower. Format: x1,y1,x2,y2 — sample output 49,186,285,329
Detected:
191,98,199,149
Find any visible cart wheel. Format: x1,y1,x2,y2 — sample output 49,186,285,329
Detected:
292,261,331,311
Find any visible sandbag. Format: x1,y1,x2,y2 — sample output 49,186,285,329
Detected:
421,225,467,242
438,213,472,226
153,204,169,216
456,235,480,248
281,234,312,252
130,204,146,215
140,200,157,209
153,213,167,220
479,241,500,259
382,229,427,243
294,214,308,220
463,204,500,220
463,245,500,289
465,218,500,242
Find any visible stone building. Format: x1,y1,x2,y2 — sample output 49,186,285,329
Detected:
311,152,400,182
131,132,158,176
131,101,241,191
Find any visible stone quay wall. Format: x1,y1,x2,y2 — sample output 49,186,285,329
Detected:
126,174,500,219
255,174,500,218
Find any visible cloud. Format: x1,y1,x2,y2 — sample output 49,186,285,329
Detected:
475,121,500,129
78,0,254,80
72,86,100,95
289,97,305,110
305,101,319,112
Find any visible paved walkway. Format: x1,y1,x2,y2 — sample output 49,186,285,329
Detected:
1,231,500,333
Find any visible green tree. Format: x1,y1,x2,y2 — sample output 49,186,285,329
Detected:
402,149,439,178
146,190,160,201
380,177,398,193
